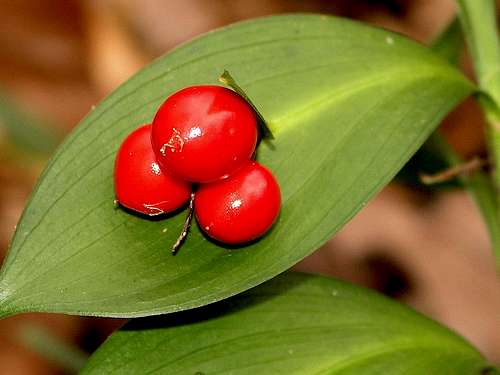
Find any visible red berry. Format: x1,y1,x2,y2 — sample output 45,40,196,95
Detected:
114,124,191,216
151,85,258,183
194,161,281,244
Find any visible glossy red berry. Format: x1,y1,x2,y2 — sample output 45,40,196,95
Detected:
114,124,191,216
194,161,281,244
151,85,258,183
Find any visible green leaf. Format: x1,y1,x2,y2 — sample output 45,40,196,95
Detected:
0,15,473,318
80,273,492,374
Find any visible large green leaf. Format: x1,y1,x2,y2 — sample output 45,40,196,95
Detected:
0,15,473,318
80,273,493,374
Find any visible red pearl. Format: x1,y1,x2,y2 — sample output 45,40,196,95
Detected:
195,161,281,244
151,85,258,183
114,124,191,216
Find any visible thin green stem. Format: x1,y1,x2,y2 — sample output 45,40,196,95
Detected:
455,0,500,266
428,16,500,265
456,1,500,89
456,0,500,174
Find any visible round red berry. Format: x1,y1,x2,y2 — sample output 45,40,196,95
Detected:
151,85,258,183
114,124,191,216
194,161,281,244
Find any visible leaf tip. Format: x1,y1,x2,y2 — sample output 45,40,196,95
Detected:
218,70,230,85
218,70,275,140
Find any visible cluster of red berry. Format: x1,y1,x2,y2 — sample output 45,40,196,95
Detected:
114,85,281,250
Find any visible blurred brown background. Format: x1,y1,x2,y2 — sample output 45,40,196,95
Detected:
0,0,499,373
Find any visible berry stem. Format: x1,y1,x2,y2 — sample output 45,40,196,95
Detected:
172,192,195,255
219,70,274,139
419,156,489,185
